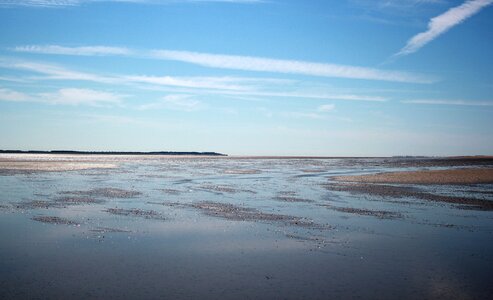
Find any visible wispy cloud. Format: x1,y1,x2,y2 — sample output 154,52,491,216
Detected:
0,88,31,102
0,76,30,83
138,94,201,111
182,88,389,102
14,45,133,56
0,0,263,8
0,0,79,7
0,57,391,103
0,58,115,83
150,49,436,83
279,104,336,120
318,104,335,112
351,0,447,16
395,0,493,57
402,99,493,106
124,75,254,91
82,113,139,125
38,88,124,105
0,57,258,90
12,45,436,83
280,112,327,120
0,86,125,106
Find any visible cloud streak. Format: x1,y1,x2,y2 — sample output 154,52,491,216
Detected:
138,94,202,111
0,57,258,90
0,58,115,83
0,88,32,102
0,0,263,8
0,57,391,102
15,45,133,56
39,88,124,105
0,87,125,106
124,75,254,91
12,45,436,83
395,0,493,56
150,50,435,83
318,104,335,112
402,99,493,106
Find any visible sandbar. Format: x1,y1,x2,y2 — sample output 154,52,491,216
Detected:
334,168,493,185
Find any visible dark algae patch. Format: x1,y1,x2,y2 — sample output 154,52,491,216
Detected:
273,195,314,203
321,204,404,219
60,187,142,198
31,216,79,225
152,200,323,228
158,188,182,195
90,227,131,233
190,201,321,228
198,184,257,194
105,208,166,220
13,197,103,210
54,196,104,205
13,200,63,210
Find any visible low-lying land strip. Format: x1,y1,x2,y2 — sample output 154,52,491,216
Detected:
334,168,493,185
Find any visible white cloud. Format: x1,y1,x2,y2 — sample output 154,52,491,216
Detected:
0,86,124,106
0,76,30,83
0,57,391,103
138,94,201,111
402,99,493,106
318,104,336,112
0,0,263,7
0,58,115,83
150,49,435,83
81,113,139,125
0,0,79,7
38,88,124,106
0,57,256,90
11,45,436,83
280,112,326,120
14,45,133,56
395,0,493,56
0,88,32,102
125,75,253,91
146,86,389,102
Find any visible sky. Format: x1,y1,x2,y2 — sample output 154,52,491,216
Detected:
0,0,492,156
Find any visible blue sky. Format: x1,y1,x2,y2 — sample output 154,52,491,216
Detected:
0,0,492,156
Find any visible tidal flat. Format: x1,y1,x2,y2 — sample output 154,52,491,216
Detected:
1,154,493,299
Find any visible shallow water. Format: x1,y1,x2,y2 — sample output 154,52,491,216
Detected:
1,155,493,299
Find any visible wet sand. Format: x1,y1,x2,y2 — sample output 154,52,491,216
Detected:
0,161,117,173
334,168,493,184
325,182,493,211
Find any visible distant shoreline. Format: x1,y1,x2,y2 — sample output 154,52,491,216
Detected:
0,150,227,156
1,151,492,160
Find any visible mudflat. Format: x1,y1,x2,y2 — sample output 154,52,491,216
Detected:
1,154,493,299
334,168,493,185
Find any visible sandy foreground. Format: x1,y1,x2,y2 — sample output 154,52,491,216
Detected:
334,168,493,185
